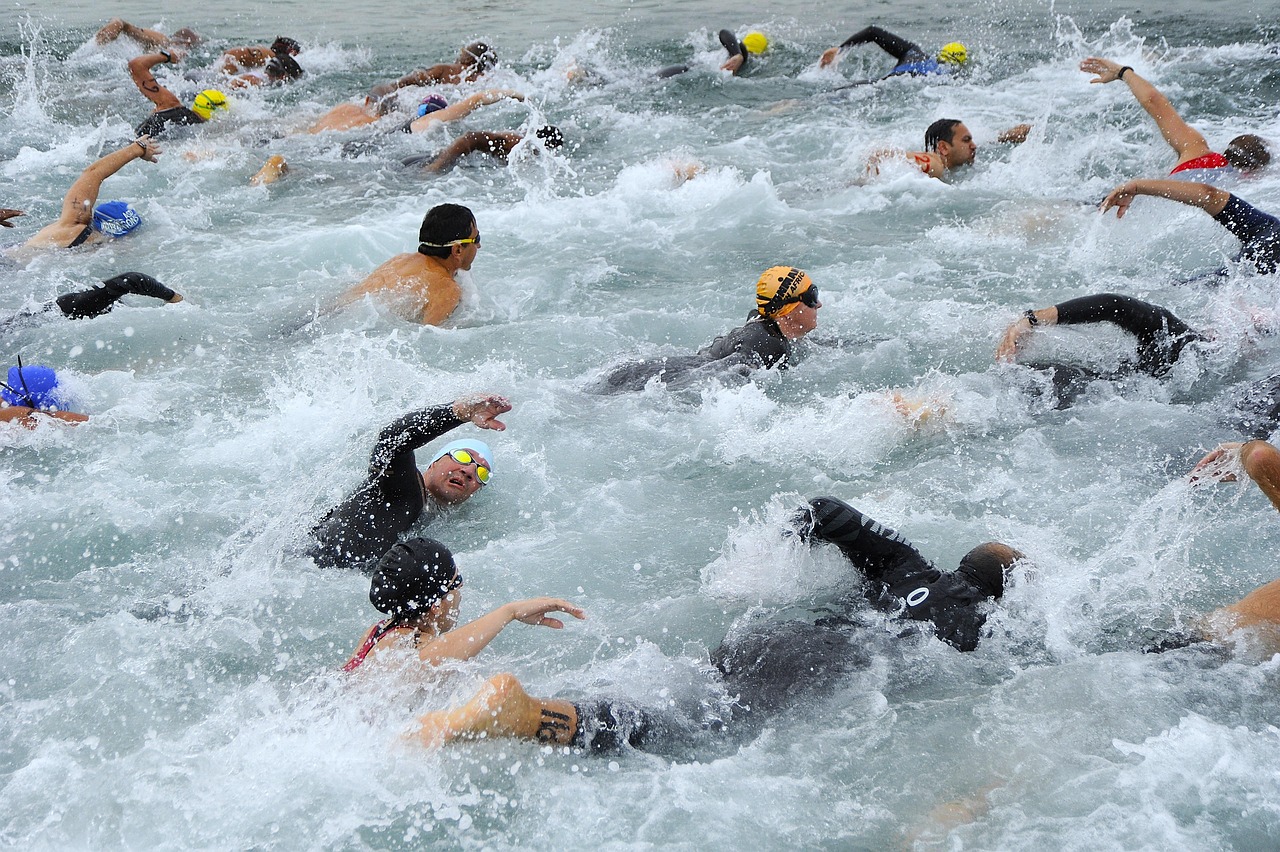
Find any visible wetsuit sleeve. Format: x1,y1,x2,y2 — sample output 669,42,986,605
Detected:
1213,194,1280,275
838,26,922,62
803,497,934,581
699,318,791,369
1053,293,1202,375
55,272,176,319
368,405,465,475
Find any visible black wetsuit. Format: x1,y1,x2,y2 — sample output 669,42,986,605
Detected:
1,272,176,333
657,29,748,79
1052,293,1204,377
135,107,204,139
832,26,946,86
591,314,792,393
798,496,998,652
308,405,464,570
1214,194,1280,275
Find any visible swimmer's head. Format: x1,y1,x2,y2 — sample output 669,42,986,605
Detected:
191,89,229,120
1,364,61,410
461,41,497,75
536,125,564,149
1224,134,1270,172
956,542,1024,599
755,266,816,319
925,118,975,167
171,28,202,48
417,94,449,117
742,32,769,55
265,53,304,83
937,42,968,65
91,201,142,237
271,36,302,57
417,203,478,259
369,538,461,623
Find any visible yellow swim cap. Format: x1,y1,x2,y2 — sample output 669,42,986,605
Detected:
742,32,769,55
756,266,814,318
191,89,229,121
938,42,968,65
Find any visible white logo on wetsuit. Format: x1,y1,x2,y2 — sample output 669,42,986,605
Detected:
905,587,930,607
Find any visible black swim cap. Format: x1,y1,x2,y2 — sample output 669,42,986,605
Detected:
369,538,460,620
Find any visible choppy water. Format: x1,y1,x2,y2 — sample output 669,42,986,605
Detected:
3,1,1280,848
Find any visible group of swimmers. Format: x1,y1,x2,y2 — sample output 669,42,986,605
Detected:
5,20,1280,768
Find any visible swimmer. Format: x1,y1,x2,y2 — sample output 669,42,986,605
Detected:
218,38,304,88
332,203,478,325
405,126,563,173
307,392,510,570
368,42,497,100
127,51,229,137
1080,57,1270,177
94,18,201,51
1100,179,1280,275
0,363,87,427
820,26,967,85
656,28,762,79
795,497,1023,652
591,266,822,394
398,90,524,134
872,118,1030,180
22,138,159,250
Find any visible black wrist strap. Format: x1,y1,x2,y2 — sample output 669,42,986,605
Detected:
1024,309,1039,326
1117,65,1133,81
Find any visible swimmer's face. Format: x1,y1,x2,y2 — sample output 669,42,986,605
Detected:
776,295,821,339
429,587,461,632
940,123,976,168
422,446,489,505
456,221,480,271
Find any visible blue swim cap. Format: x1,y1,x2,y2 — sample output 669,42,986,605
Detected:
92,201,142,237
417,94,448,117
431,438,493,470
1,365,61,409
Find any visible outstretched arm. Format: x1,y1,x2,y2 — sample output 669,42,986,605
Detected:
421,131,519,173
995,306,1059,361
128,52,185,110
416,598,586,665
408,90,522,133
1100,179,1230,219
57,138,161,229
1079,57,1211,163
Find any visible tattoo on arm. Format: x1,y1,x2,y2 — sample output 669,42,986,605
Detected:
536,708,573,743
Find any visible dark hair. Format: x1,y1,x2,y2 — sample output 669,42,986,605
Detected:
956,542,1024,599
535,125,564,150
463,41,497,75
265,53,304,82
271,36,301,56
418,203,476,257
369,538,460,622
925,118,963,152
1224,134,1270,172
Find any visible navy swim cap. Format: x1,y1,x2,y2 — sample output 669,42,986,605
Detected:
369,538,460,620
92,201,142,237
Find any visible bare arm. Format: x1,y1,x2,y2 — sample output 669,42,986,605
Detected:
57,138,160,228
407,90,523,133
128,53,184,110
1079,57,1211,162
0,406,88,426
1100,179,1230,219
1191,441,1280,512
416,598,586,665
995,306,1060,361
368,66,449,100
422,131,518,173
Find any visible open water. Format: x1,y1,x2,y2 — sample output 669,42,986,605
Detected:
2,1,1280,848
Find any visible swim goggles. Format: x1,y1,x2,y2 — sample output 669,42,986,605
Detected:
780,285,820,309
419,233,480,248
446,449,491,484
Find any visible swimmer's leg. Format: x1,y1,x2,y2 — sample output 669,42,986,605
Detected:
410,673,579,748
250,154,289,186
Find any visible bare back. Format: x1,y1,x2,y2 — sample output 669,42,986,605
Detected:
338,252,462,325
